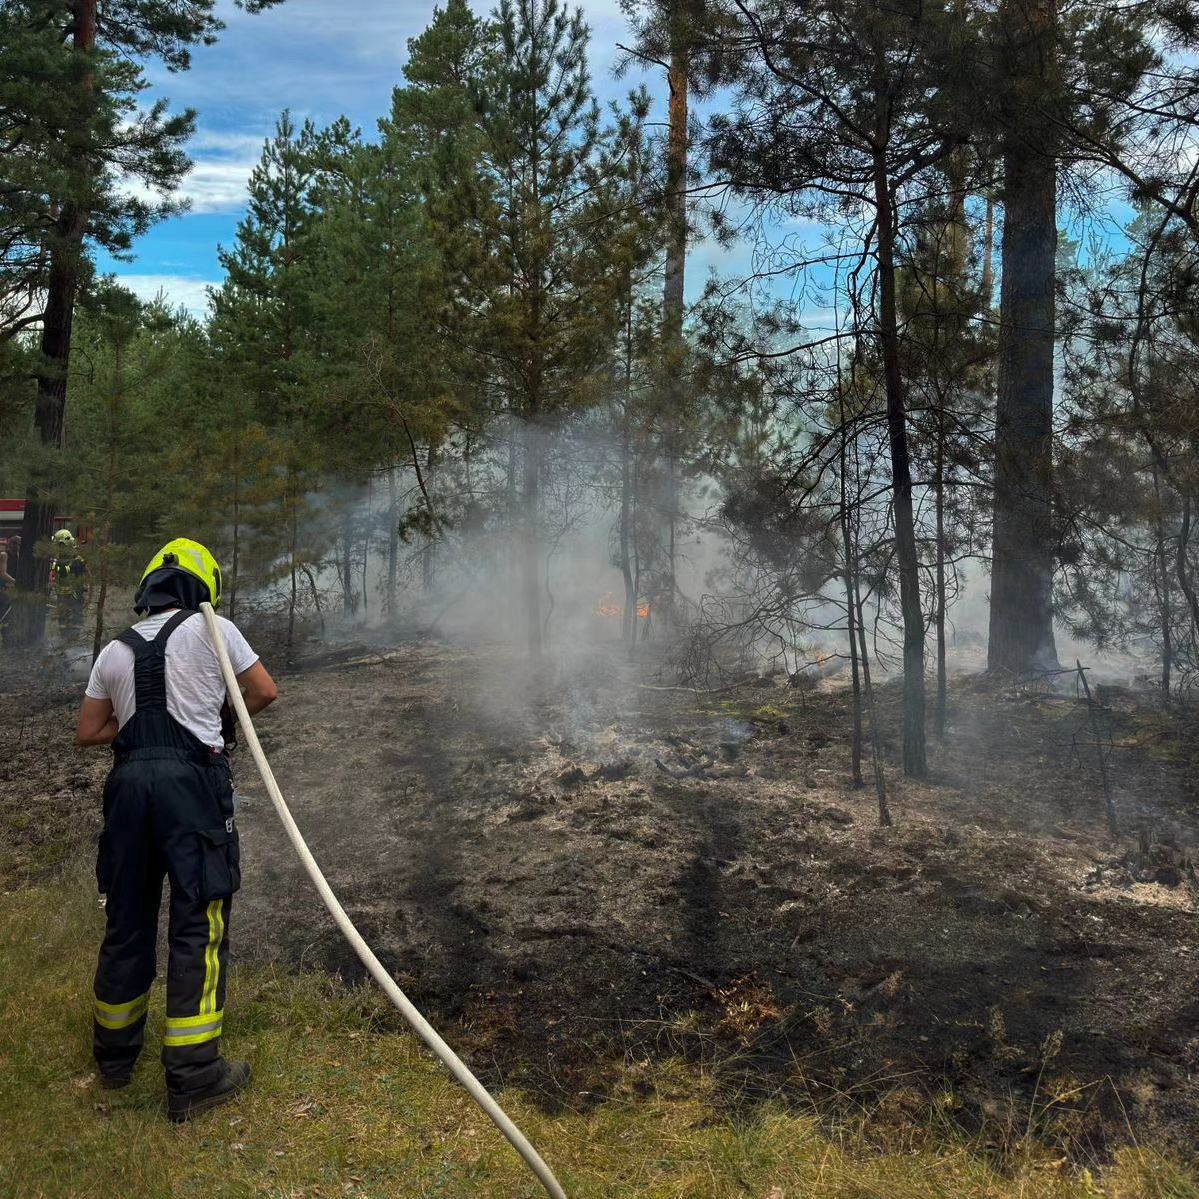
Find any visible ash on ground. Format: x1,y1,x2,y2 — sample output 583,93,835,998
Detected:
4,635,1198,1163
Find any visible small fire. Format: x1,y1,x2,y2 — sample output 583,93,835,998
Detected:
595,593,649,619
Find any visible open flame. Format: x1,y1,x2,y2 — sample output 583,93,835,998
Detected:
596,593,649,619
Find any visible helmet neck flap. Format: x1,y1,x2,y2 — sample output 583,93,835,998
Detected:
135,567,210,616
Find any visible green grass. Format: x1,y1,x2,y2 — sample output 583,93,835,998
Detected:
2,881,1196,1198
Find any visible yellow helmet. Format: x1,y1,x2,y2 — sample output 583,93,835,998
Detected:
134,538,223,614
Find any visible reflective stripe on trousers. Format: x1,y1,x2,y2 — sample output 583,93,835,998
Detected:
93,988,151,1030
163,1010,224,1048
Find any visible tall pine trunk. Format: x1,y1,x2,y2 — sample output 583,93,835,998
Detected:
935,410,948,739
92,544,109,663
387,466,399,620
872,135,927,779
522,421,543,660
988,0,1060,674
981,196,996,310
341,508,354,616
287,470,299,653
661,10,688,620
15,0,98,644
1152,468,1172,700
422,445,438,592
620,305,637,647
839,404,864,788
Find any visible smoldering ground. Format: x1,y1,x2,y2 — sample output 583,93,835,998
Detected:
8,605,1197,1165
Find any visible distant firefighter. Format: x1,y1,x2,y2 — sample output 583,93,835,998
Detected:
0,533,20,637
50,528,89,643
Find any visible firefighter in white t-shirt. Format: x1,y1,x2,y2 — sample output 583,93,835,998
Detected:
75,538,278,1120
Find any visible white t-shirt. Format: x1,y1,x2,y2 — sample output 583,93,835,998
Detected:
86,610,259,750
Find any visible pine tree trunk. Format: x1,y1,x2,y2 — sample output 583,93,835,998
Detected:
287,473,298,652
361,478,370,623
981,196,996,310
630,482,642,660
661,15,689,622
839,422,864,789
341,510,354,616
872,141,927,780
620,431,636,650
422,445,438,592
1153,468,1171,700
92,534,109,664
935,413,948,739
1176,497,1199,650
854,528,891,825
988,0,1060,675
13,0,97,645
387,466,398,620
523,422,543,660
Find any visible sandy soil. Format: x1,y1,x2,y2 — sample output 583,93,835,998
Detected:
3,631,1197,1163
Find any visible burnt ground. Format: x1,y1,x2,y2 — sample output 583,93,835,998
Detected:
3,632,1199,1165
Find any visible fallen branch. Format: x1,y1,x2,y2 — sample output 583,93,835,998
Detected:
638,681,750,695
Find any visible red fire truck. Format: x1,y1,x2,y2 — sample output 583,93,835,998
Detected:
0,500,85,549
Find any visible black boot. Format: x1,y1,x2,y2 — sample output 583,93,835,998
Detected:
167,1059,251,1123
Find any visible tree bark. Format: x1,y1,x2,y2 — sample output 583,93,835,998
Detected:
422,445,438,592
14,0,98,645
872,139,927,779
988,0,1060,675
1151,468,1171,699
981,195,996,310
287,471,298,652
523,421,543,660
661,8,689,620
935,409,948,739
386,466,399,620
1176,496,1199,651
620,307,637,647
839,410,864,789
341,508,354,616
853,511,891,825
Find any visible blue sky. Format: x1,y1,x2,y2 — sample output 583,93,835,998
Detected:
100,0,719,315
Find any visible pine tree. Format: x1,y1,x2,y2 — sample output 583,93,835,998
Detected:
431,0,624,658
985,0,1155,674
986,0,1062,674
210,112,323,647
0,0,283,642
63,285,205,654
708,0,977,777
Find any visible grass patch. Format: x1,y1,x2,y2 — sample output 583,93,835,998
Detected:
2,880,1196,1198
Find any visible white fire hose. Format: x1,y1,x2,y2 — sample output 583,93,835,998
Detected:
200,602,568,1199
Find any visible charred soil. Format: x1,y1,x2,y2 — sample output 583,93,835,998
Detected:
3,635,1198,1166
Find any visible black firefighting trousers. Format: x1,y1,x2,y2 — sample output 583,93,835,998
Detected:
93,749,240,1092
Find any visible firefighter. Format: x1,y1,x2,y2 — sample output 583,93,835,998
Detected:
0,533,19,634
75,538,278,1120
50,528,89,643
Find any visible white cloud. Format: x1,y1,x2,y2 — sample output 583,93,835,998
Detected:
189,129,266,157
115,274,217,316
179,157,258,213
118,125,264,214
177,125,266,213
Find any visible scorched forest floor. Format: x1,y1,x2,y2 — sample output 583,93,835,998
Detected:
2,628,1197,1169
